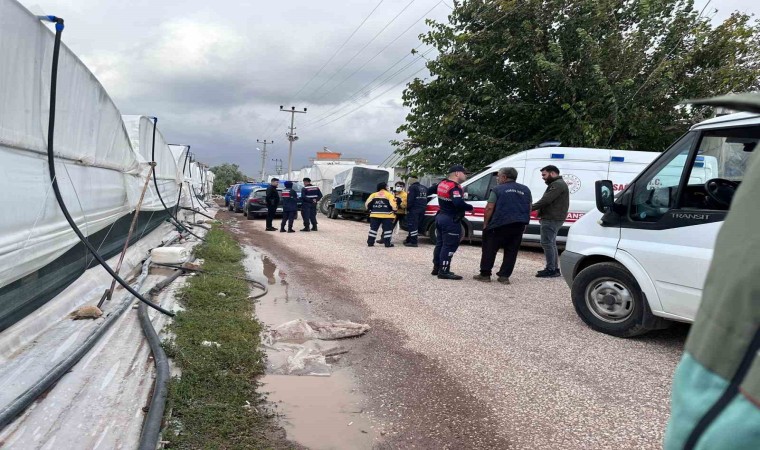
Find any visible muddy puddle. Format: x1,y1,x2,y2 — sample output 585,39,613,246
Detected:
242,247,379,449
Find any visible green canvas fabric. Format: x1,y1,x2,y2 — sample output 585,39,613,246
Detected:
666,105,760,448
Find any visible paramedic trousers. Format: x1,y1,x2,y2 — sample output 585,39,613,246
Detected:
433,214,461,272
368,218,394,247
479,223,526,277
302,203,318,229
405,208,425,244
281,211,297,231
266,206,277,229
539,219,564,271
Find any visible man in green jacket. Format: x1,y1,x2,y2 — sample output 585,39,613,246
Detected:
531,165,569,278
665,93,760,450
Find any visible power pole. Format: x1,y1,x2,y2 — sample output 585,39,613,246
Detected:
279,105,307,178
272,158,283,176
256,139,273,181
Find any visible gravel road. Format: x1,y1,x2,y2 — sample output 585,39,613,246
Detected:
225,210,688,449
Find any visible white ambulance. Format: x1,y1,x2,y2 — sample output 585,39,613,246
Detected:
560,112,758,337
423,145,660,244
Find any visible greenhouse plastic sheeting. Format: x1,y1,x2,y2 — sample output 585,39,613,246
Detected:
122,115,182,210
0,0,141,293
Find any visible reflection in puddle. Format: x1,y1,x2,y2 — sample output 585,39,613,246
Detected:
262,370,379,449
242,246,379,449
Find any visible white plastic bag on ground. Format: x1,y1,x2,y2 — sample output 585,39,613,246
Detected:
268,319,370,343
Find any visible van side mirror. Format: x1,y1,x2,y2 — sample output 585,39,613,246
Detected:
595,180,615,213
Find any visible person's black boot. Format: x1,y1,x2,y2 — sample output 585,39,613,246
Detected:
280,228,286,233
431,266,440,275
312,226,318,231
438,269,463,280
287,229,296,233
300,228,310,232
403,242,418,247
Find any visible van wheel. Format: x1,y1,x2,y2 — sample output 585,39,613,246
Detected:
427,223,437,245
318,197,330,216
246,210,255,220
571,262,665,338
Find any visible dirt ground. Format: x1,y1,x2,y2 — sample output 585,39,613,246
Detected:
221,207,689,450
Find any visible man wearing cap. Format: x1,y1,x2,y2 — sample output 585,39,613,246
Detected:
279,181,298,233
404,176,429,247
432,165,474,280
474,167,532,284
300,177,323,232
365,182,397,247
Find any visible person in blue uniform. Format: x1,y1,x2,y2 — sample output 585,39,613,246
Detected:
300,177,323,232
280,181,298,233
432,165,473,280
403,176,429,247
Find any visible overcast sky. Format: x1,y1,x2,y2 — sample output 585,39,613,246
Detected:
22,0,759,177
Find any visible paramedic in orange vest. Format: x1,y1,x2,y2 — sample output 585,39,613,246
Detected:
365,182,397,247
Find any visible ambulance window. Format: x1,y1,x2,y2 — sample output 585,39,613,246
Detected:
630,132,696,221
464,172,497,201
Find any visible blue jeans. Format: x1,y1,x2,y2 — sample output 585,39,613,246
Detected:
539,219,563,271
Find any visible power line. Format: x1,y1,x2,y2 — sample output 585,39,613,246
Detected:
310,0,445,105
254,0,385,139
289,0,387,103
305,0,420,101
303,1,505,128
315,65,429,130
304,47,436,128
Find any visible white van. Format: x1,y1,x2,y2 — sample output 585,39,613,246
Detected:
422,146,660,243
560,112,759,337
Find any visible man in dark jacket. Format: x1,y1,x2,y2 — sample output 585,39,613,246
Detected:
265,178,280,231
403,176,428,247
280,181,298,233
300,177,323,232
531,165,569,278
474,167,532,284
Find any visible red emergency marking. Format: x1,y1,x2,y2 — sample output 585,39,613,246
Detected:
613,184,628,191
425,205,440,215
464,207,486,217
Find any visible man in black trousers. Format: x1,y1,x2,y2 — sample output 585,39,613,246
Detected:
474,167,532,284
265,178,280,231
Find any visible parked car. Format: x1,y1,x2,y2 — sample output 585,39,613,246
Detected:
560,112,758,337
229,182,265,212
422,145,660,244
224,185,236,207
244,186,304,219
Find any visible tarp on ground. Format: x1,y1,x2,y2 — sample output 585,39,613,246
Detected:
122,115,181,210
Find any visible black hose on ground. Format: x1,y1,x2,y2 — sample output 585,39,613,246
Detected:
151,263,268,295
137,269,183,450
0,251,157,430
179,206,215,221
41,17,174,317
149,118,205,242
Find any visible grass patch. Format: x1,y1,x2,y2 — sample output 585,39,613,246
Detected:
165,226,291,449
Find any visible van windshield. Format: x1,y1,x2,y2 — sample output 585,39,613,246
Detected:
630,125,758,221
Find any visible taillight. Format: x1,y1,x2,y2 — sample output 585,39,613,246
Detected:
236,191,241,200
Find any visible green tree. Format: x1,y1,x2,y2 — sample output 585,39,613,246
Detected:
210,163,248,194
394,0,760,174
